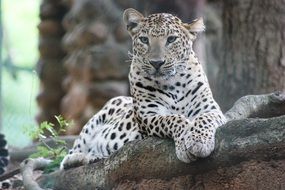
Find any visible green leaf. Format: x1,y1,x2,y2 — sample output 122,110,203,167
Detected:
54,139,67,145
25,115,71,169
46,126,57,137
30,146,51,158
55,115,72,130
43,156,65,174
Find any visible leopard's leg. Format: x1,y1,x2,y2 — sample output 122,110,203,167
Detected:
184,111,226,158
60,96,142,170
138,111,226,163
139,114,196,163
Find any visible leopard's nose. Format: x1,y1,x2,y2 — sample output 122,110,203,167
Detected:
149,60,165,70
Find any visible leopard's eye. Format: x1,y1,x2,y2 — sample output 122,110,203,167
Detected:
167,36,177,44
139,36,149,44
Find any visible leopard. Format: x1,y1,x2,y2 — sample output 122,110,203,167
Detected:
60,8,227,169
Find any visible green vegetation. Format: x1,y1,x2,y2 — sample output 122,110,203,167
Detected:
25,115,69,159
1,0,40,147
24,115,71,172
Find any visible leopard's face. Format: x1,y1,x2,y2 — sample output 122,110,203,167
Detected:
123,9,205,78
132,14,192,77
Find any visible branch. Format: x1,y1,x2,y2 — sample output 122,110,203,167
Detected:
38,116,285,189
0,136,77,182
225,91,285,120
22,92,285,189
20,158,52,190
10,136,77,162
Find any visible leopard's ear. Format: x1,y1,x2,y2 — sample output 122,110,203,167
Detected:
183,18,205,39
123,8,144,36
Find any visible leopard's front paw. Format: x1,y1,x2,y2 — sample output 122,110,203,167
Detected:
85,154,101,164
60,153,89,170
184,132,215,158
175,140,197,163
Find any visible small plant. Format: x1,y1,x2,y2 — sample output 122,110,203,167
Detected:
24,115,72,172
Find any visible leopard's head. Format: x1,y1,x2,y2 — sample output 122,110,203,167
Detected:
123,8,205,78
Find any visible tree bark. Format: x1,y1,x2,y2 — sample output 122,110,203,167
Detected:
31,92,285,190
214,0,285,111
20,158,52,190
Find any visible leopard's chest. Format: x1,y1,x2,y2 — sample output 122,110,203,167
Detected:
129,60,213,116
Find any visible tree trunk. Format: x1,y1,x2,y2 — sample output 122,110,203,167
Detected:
36,0,68,127
214,0,285,111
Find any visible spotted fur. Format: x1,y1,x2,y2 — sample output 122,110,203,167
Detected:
60,9,226,169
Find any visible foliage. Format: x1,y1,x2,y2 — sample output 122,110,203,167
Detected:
43,155,66,173
24,115,72,172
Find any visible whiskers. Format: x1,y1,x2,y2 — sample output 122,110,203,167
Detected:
125,51,134,63
129,55,152,76
175,61,187,72
128,54,189,79
127,51,134,59
160,59,188,77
